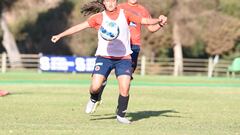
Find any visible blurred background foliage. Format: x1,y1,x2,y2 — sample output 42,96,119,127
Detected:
0,0,239,59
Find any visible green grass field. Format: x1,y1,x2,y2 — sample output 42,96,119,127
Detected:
0,72,240,135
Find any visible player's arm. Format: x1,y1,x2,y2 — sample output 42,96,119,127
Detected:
147,24,162,32
51,21,90,43
147,15,167,32
125,10,161,26
140,17,161,25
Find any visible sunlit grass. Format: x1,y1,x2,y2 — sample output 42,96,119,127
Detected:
0,72,240,135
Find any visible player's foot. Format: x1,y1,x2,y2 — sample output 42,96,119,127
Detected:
85,99,101,114
116,115,131,124
0,90,9,97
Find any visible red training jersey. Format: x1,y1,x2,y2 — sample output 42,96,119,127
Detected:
118,3,151,46
87,7,141,31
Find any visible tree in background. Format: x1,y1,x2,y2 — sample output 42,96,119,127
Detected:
201,12,240,55
0,0,22,68
18,0,73,55
4,0,71,55
157,0,239,76
168,0,221,76
67,0,98,56
1,0,239,74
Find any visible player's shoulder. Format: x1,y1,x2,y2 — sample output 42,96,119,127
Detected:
136,4,151,17
89,12,102,18
88,12,103,21
137,4,149,12
118,3,148,11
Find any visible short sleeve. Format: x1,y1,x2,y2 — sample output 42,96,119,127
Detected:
87,13,102,29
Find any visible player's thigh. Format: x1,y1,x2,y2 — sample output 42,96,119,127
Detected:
115,59,132,96
115,59,132,77
131,45,140,71
91,57,113,90
93,57,113,78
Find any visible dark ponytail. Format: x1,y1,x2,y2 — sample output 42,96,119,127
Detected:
81,0,105,16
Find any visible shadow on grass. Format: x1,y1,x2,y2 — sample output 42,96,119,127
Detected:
4,92,35,95
90,110,181,122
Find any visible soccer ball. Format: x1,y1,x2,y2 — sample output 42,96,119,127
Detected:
99,21,120,41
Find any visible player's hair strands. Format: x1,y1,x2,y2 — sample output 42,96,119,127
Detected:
81,0,105,16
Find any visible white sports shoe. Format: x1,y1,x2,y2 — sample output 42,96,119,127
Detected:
116,115,131,124
85,99,100,114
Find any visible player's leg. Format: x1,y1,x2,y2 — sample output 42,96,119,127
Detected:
85,74,105,113
96,78,107,103
130,45,140,76
116,75,131,124
115,59,132,124
96,45,140,109
85,57,112,114
0,90,9,97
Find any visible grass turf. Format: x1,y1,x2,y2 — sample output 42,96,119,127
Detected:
0,72,240,135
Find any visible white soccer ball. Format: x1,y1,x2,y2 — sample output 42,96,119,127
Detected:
99,21,120,41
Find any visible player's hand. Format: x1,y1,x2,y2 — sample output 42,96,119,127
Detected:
51,35,61,43
159,15,167,26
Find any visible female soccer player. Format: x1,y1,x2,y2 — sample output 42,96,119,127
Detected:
51,0,164,124
86,0,167,110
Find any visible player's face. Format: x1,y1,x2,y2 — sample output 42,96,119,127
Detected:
103,0,117,12
128,0,138,4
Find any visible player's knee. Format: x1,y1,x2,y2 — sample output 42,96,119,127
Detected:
90,85,101,93
120,92,129,97
119,89,129,97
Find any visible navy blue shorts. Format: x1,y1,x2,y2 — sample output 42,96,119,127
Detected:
131,45,140,73
93,56,132,78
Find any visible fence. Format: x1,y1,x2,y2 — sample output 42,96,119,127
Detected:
0,53,40,72
0,53,233,77
134,57,231,77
